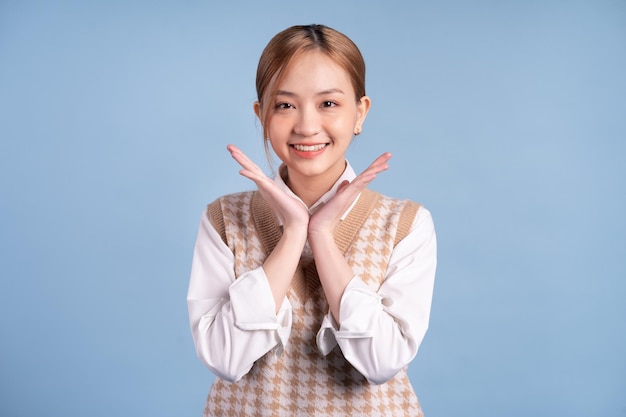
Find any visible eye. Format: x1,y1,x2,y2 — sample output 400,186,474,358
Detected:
321,101,337,108
275,102,294,110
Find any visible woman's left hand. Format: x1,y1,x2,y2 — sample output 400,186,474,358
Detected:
308,153,392,237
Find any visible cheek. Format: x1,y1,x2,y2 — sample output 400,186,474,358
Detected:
328,113,357,134
267,115,291,135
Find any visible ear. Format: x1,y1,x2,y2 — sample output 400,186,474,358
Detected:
253,101,262,122
355,95,371,132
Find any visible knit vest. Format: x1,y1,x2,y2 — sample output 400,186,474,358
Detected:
204,189,423,417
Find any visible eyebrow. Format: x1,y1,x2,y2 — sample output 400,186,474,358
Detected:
275,88,345,97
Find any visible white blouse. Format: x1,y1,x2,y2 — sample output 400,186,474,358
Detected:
187,163,437,385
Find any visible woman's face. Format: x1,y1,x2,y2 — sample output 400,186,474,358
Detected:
256,50,370,188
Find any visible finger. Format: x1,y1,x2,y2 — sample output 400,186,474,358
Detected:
344,173,377,191
356,153,391,181
336,179,351,193
370,151,392,165
345,153,391,191
227,144,251,165
227,144,265,176
226,143,240,154
228,144,255,167
238,168,265,183
353,155,390,183
362,152,392,175
355,158,389,181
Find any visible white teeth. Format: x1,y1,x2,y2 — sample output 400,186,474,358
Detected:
293,144,326,151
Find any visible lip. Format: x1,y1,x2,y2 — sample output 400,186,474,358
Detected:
289,143,329,159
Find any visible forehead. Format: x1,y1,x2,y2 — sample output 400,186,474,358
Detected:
277,50,353,91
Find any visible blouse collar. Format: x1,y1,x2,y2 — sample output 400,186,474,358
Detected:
273,161,359,220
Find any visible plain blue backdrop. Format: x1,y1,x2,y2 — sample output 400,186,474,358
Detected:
1,1,624,416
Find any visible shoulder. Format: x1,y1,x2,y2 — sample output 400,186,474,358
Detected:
364,188,420,207
375,191,434,236
206,190,259,217
364,189,422,221
205,191,257,244
208,191,256,208
363,189,424,246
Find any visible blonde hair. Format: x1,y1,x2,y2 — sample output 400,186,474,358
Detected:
255,24,366,153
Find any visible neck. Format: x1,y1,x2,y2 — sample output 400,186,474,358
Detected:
282,162,346,208
288,179,329,208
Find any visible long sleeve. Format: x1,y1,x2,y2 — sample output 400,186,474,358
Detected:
316,206,437,385
187,211,292,382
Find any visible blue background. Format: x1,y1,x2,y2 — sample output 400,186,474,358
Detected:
1,1,624,416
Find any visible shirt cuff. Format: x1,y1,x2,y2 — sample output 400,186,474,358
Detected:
229,268,290,329
316,313,339,356
316,277,381,355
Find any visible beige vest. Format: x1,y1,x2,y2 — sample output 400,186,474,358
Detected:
204,189,423,417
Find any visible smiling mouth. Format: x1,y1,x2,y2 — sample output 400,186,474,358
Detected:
290,143,328,152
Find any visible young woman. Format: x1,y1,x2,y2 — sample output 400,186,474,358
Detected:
188,24,437,417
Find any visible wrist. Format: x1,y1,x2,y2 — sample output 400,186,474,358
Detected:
282,224,309,243
308,229,335,248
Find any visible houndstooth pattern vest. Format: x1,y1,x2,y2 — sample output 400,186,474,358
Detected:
203,189,423,417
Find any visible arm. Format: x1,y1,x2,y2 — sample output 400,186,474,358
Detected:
308,153,392,320
227,144,309,311
187,145,310,381
187,211,294,382
316,207,437,384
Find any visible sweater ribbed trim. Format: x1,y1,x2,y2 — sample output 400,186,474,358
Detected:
395,200,421,246
251,191,282,257
207,200,227,245
334,189,379,253
249,189,380,256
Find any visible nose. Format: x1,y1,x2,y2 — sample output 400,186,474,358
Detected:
293,105,321,137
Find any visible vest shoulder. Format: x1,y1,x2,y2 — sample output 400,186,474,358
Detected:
364,189,422,246
207,190,259,214
365,189,422,209
206,191,258,245
209,190,256,205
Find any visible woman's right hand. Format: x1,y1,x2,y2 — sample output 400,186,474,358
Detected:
228,144,309,311
227,144,310,232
